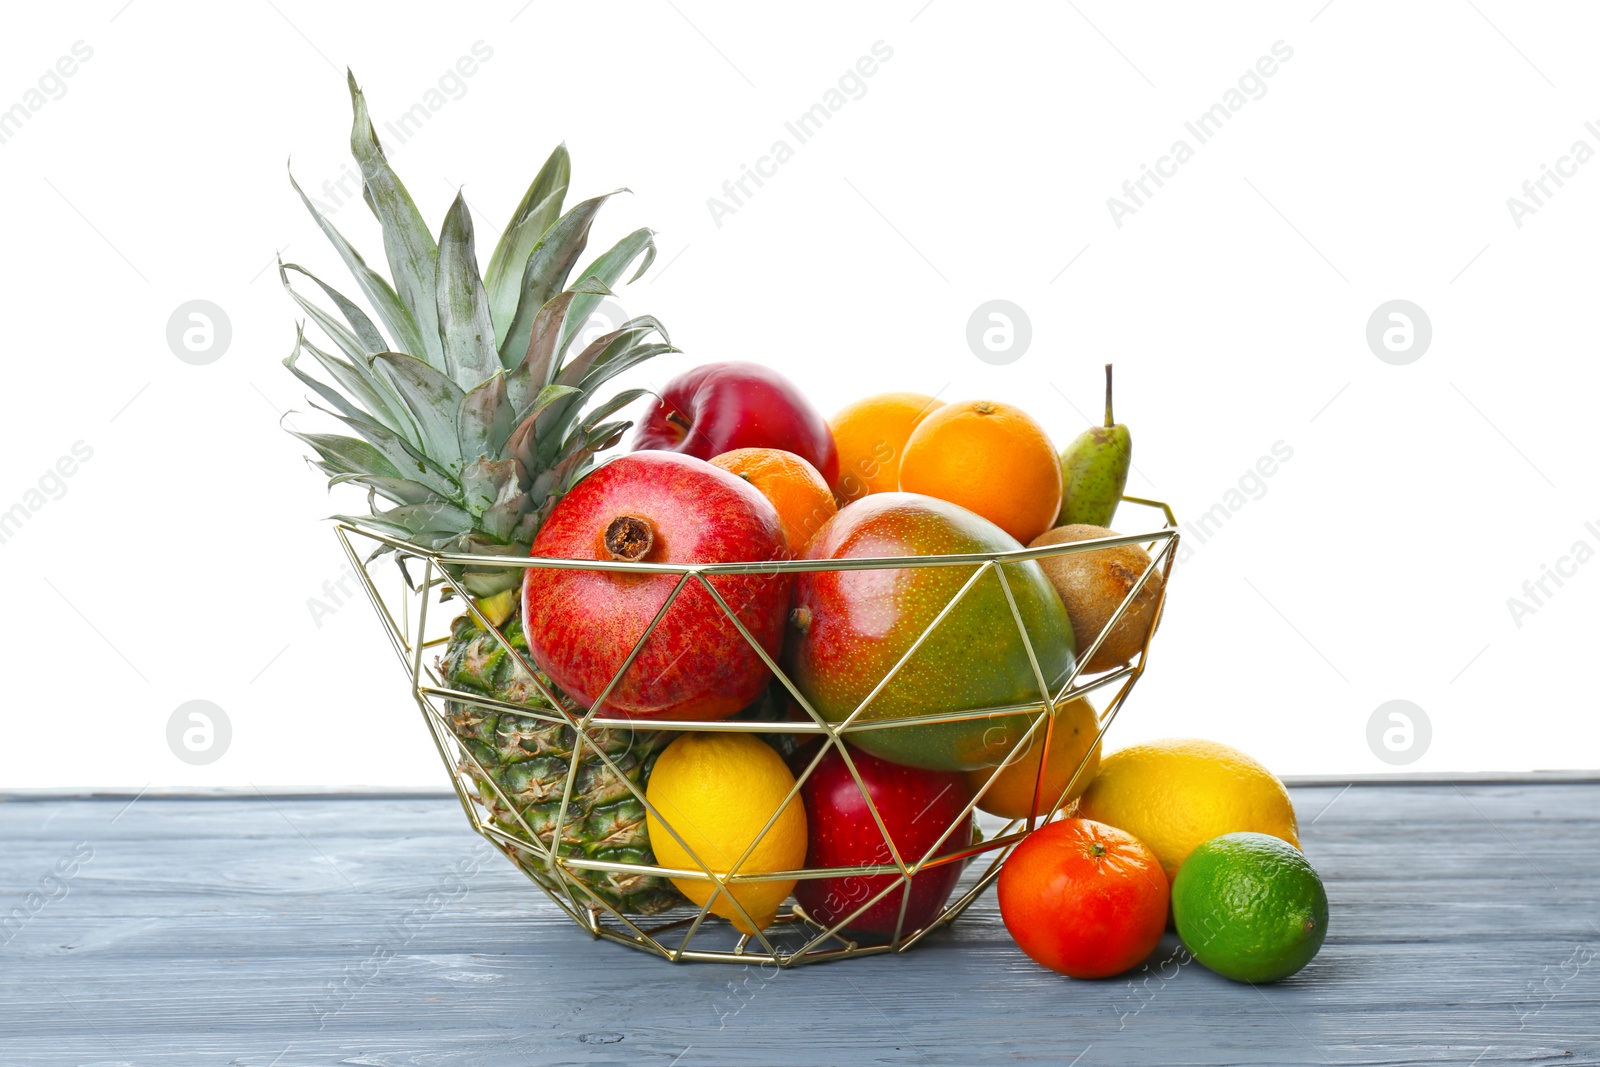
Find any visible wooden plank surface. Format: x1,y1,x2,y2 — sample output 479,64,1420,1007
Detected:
1,783,1597,1066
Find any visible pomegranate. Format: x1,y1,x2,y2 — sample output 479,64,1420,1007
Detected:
522,451,792,720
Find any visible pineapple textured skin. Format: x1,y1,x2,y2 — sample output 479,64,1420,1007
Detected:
442,616,683,914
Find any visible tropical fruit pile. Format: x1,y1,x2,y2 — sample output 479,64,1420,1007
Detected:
282,77,1323,980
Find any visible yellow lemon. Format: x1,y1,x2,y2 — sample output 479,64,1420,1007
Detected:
1076,738,1299,882
645,732,807,934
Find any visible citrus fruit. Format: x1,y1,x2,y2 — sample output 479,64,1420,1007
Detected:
829,392,945,503
898,400,1062,544
1172,832,1328,983
644,732,807,934
1076,738,1299,883
710,447,837,553
998,817,1169,978
966,697,1101,820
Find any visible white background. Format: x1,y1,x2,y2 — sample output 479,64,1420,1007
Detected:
1,1,1594,789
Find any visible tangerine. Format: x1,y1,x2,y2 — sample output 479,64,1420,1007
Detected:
709,447,837,554
998,817,1169,978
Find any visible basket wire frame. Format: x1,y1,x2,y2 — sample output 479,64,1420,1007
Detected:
335,496,1178,966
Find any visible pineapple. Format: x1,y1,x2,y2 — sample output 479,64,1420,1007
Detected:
441,616,682,914
283,73,682,914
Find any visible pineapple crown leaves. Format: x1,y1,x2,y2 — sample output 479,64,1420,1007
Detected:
281,70,675,574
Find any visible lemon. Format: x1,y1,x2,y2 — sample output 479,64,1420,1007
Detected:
1172,832,1328,983
1076,738,1298,882
645,732,807,934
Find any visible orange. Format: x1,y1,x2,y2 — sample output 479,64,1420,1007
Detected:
828,392,945,503
710,448,837,554
966,697,1101,820
898,400,1062,544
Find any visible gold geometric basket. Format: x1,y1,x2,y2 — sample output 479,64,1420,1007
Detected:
336,496,1178,967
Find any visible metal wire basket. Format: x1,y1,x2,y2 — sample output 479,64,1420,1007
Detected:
336,496,1178,967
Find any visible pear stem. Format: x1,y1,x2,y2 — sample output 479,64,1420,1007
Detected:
1104,363,1115,427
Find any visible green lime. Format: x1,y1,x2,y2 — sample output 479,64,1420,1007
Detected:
1171,831,1328,983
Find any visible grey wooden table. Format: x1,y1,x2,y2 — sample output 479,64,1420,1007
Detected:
2,780,1596,1066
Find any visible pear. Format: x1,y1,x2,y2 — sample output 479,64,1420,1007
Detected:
1028,524,1163,673
1058,364,1131,527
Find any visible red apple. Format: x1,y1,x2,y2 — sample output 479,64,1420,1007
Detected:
794,743,973,937
631,361,839,484
521,451,791,720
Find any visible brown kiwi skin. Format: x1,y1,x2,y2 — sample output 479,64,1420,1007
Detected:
1027,524,1163,673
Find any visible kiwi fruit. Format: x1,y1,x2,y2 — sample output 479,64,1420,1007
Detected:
1027,524,1164,673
